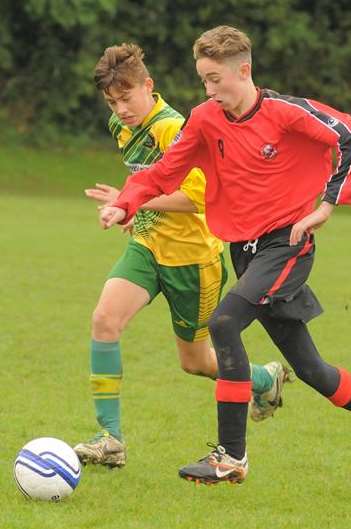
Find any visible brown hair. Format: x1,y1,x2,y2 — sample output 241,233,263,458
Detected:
193,26,251,63
94,43,150,92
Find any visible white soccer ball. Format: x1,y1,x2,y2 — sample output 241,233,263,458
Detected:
14,437,81,501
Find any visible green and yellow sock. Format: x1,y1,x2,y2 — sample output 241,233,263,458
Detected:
90,339,122,440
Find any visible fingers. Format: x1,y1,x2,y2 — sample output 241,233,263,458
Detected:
85,189,107,202
106,211,122,228
290,205,333,246
99,210,110,230
85,186,119,205
99,213,109,230
289,224,305,246
95,183,112,191
121,220,134,234
99,206,114,229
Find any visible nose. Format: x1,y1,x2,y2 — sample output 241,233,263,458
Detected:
116,101,128,116
205,84,215,98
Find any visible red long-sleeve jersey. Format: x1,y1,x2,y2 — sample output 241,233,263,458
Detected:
114,89,351,242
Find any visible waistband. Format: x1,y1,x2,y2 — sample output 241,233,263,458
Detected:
230,225,294,254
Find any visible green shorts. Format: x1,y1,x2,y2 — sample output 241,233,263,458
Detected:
107,240,228,342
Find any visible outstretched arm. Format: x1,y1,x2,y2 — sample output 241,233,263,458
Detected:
86,184,197,212
99,189,197,229
142,191,197,212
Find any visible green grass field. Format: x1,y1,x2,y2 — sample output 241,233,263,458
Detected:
1,145,351,529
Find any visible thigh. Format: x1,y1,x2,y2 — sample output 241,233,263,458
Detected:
95,278,150,327
160,253,227,342
257,309,324,373
108,239,161,301
230,232,316,306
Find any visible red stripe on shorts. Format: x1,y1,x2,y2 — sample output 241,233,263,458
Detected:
216,379,252,402
329,368,351,407
265,237,313,299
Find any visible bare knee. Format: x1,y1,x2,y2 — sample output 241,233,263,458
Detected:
177,338,217,379
92,307,123,341
179,357,202,376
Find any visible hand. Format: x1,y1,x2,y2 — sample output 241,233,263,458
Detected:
85,183,120,204
290,201,334,246
99,206,127,229
120,216,135,235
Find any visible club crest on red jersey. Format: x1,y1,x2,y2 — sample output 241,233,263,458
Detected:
261,144,278,159
327,117,339,127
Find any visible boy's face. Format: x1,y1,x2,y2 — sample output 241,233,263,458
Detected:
196,57,251,114
103,78,154,127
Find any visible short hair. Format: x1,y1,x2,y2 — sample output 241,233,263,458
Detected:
94,43,150,92
193,26,252,63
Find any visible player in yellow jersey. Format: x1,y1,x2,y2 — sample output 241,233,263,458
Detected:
74,43,292,468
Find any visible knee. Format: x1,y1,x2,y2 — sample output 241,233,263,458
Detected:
92,307,123,341
178,346,207,376
208,311,235,340
180,360,201,376
177,338,217,378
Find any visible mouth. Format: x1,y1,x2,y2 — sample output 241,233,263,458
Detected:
121,116,136,123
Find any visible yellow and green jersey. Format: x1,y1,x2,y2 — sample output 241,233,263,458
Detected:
109,93,223,266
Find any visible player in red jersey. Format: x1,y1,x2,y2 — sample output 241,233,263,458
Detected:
99,26,351,485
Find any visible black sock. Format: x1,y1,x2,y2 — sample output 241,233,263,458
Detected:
217,402,248,459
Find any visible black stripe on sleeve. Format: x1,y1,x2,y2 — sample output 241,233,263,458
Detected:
263,91,351,204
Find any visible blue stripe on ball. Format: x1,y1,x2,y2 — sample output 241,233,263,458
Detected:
17,449,80,490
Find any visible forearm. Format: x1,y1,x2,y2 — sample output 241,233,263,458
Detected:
290,200,334,246
315,200,335,219
113,165,173,221
140,191,197,212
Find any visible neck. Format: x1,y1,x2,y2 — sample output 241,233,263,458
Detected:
146,93,157,114
229,81,257,118
137,94,157,127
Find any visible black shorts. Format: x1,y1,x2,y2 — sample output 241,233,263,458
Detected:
229,226,323,323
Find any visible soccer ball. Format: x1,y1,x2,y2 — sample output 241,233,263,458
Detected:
14,437,81,501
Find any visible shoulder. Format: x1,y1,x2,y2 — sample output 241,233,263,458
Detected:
263,91,351,126
150,116,184,151
183,99,221,130
262,89,320,116
307,99,351,124
192,98,219,117
260,90,317,125
261,90,299,111
151,116,184,135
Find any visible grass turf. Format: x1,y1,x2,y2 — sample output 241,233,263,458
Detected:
1,145,351,529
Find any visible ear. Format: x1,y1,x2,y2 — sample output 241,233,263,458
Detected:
239,62,251,81
145,77,154,93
